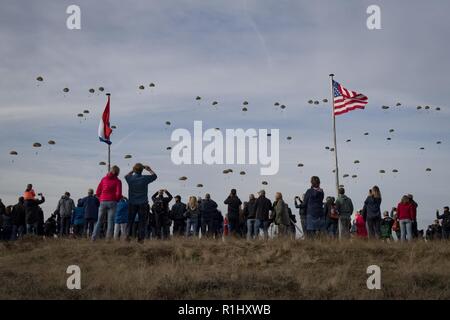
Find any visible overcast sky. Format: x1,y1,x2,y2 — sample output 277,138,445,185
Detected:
1,0,449,228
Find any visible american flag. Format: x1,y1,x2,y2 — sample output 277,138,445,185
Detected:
333,80,368,116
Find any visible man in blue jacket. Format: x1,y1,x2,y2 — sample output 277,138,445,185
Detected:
125,163,157,242
80,189,100,238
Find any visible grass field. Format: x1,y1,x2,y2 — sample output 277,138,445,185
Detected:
1,237,449,299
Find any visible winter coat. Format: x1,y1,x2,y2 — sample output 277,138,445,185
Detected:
170,202,187,221
355,214,368,237
273,199,290,226
397,202,414,220
255,196,272,221
125,173,157,205
114,199,129,224
243,199,257,219
11,202,26,226
80,195,100,221
185,206,201,222
437,211,450,229
200,199,218,220
224,196,242,219
56,196,75,218
25,197,45,225
96,173,122,202
304,187,325,231
71,207,85,226
294,199,306,217
380,217,394,238
363,196,382,219
335,195,354,217
151,192,173,215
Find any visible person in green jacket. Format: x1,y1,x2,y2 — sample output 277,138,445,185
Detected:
272,192,291,237
335,188,354,239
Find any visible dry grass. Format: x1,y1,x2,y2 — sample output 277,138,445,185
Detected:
1,237,450,299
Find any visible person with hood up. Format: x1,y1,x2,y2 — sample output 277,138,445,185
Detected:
272,192,291,237
56,192,75,237
363,186,382,239
71,199,85,237
303,176,325,238
200,193,218,237
335,188,354,239
92,165,122,241
114,197,129,240
397,195,415,241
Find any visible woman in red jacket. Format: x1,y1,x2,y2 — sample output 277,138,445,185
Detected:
397,195,414,242
92,165,122,240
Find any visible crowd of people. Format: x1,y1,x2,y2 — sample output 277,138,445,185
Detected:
1,163,450,242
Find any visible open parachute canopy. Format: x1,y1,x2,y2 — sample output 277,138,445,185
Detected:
165,121,171,126
212,101,218,106
426,168,432,172
83,110,90,114
149,83,155,88
138,85,145,90
297,163,304,167
98,87,105,92
77,113,84,117
379,170,386,174
179,176,188,181
196,184,204,188
36,76,43,82
63,88,69,93
99,161,106,166
322,99,328,103
308,100,313,104
124,154,132,159
195,96,202,101
48,140,56,145
262,181,268,185
239,171,246,175
9,151,18,155
89,88,95,93
243,101,249,105
242,107,248,112
382,106,389,110
33,142,41,148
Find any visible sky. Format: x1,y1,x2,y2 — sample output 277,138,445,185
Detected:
1,0,450,229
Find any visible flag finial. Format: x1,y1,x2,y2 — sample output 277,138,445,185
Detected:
106,93,111,96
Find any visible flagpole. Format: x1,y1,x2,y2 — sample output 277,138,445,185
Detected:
329,74,340,196
106,93,111,172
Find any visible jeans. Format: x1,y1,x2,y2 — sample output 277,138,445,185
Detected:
339,216,352,239
26,223,39,235
114,223,127,240
400,219,412,242
59,216,71,236
92,201,117,240
326,220,338,237
366,216,381,239
255,219,270,239
186,218,199,237
10,225,25,241
84,219,96,238
127,203,148,241
246,219,257,240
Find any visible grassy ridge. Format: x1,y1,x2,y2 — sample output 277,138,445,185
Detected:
1,238,449,299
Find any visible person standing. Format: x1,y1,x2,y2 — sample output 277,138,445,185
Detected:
436,207,450,239
243,194,257,240
170,195,187,237
407,194,418,238
272,192,291,237
92,165,122,241
71,199,85,237
254,190,272,240
294,194,307,237
303,176,325,238
335,188,354,240
185,196,201,237
200,193,218,238
10,197,26,240
114,197,129,240
151,189,173,239
397,195,414,242
125,163,157,242
224,189,242,236
25,193,45,235
380,211,394,240
355,211,368,238
81,189,100,238
56,192,75,237
363,186,382,239
324,197,339,238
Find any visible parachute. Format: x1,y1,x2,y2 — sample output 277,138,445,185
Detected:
63,88,69,93
297,163,304,167
392,169,399,173
98,87,105,92
286,136,292,141
111,125,117,129
354,160,360,164
352,175,358,178
196,96,202,101
308,100,313,104
261,181,268,185
124,155,132,159
179,176,188,181
343,174,349,178
149,83,155,88
314,101,319,105
396,103,401,106
243,101,249,105
212,101,218,106
426,168,432,172
9,151,18,155
138,85,145,90
33,143,42,148
274,102,280,106
382,106,389,110
239,171,246,175
77,113,84,117
280,104,286,110
242,107,248,112
89,88,95,93
364,132,369,136
322,99,328,103
99,161,106,166
83,110,90,114
48,140,56,145
196,184,204,188
36,76,43,82
165,121,171,126
379,170,386,174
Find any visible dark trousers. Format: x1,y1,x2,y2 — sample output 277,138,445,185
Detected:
201,217,215,238
412,220,418,238
60,216,71,236
155,213,170,239
366,216,381,239
127,203,148,241
172,220,186,236
228,215,240,236
84,219,96,237
73,224,84,237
